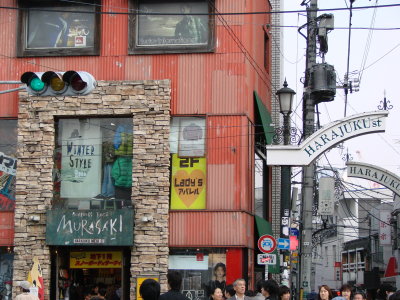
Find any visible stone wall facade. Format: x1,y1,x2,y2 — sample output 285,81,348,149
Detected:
14,80,171,299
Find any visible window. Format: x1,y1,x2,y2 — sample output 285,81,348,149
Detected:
129,0,215,54
18,0,100,57
0,119,17,211
53,117,133,210
170,117,206,157
169,248,226,300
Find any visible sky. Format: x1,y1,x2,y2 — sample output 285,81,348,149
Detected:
282,0,400,178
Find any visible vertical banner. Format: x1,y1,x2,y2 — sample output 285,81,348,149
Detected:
379,210,391,246
170,154,206,209
60,119,102,198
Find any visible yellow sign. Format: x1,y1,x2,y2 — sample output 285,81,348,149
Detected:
70,251,122,269
136,277,159,300
170,155,206,209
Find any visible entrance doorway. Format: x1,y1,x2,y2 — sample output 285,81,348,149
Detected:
51,248,131,300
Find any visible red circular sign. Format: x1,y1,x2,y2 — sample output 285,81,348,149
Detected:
258,234,277,253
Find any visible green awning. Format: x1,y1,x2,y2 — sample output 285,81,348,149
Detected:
255,215,280,274
254,91,274,145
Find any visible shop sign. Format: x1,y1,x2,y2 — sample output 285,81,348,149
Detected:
257,254,276,265
170,155,206,209
347,161,400,197
137,276,159,300
46,209,133,246
266,111,388,166
379,210,391,246
70,251,122,268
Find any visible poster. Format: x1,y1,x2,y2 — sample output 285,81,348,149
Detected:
170,155,206,209
27,257,44,300
60,119,102,198
0,253,13,300
0,153,17,211
136,277,159,300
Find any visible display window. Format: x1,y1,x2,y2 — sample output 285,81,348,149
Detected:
0,119,17,211
52,248,130,300
53,117,133,210
129,0,215,54
0,250,13,300
18,0,100,57
169,249,226,300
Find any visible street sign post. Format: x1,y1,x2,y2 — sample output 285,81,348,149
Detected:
257,254,277,265
278,238,290,250
258,235,277,254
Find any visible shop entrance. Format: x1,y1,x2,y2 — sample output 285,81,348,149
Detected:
51,248,130,300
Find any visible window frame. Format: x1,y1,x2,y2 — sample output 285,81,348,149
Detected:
17,0,101,57
128,0,215,54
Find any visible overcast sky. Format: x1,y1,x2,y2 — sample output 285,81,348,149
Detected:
282,0,400,179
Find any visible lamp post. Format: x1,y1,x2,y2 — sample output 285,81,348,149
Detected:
276,80,296,285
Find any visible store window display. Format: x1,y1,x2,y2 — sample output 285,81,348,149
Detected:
53,117,133,210
168,249,226,300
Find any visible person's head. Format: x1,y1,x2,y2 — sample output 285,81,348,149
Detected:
167,271,182,291
387,286,397,296
353,292,367,300
140,279,160,300
256,281,263,294
98,288,107,297
210,287,223,300
319,285,333,300
214,263,226,280
379,284,396,300
19,281,31,293
245,290,255,297
225,284,235,298
233,279,246,297
340,284,352,300
279,285,291,300
261,280,279,298
389,291,400,300
180,4,192,14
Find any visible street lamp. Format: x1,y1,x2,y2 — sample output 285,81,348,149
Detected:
276,79,296,145
276,80,296,286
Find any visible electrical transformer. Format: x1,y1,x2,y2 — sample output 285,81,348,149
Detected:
310,63,336,103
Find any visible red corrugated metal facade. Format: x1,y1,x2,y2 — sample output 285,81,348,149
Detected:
0,0,272,286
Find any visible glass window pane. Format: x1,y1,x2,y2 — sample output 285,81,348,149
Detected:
0,120,17,211
53,117,133,210
27,6,95,49
137,1,209,47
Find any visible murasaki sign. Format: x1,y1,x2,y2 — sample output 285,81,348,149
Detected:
46,209,133,246
347,161,400,197
266,111,388,166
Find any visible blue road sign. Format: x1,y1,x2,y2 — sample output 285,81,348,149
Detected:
278,238,290,250
290,228,300,237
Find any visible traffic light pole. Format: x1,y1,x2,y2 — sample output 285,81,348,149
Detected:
299,0,318,297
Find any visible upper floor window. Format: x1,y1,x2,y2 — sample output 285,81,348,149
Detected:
18,0,100,57
129,0,215,54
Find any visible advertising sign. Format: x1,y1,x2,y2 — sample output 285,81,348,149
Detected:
379,210,391,246
70,251,122,268
257,254,277,265
46,209,133,246
137,277,159,300
170,155,206,209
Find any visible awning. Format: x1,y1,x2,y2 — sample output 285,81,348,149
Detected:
254,91,274,145
255,215,280,273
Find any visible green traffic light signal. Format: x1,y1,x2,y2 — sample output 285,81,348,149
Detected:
30,77,45,92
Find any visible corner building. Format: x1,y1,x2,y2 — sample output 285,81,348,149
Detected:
0,1,276,299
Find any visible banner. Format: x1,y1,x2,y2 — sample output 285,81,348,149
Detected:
70,251,122,269
170,155,206,209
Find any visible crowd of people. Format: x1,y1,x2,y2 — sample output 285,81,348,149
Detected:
139,271,289,300
316,283,398,300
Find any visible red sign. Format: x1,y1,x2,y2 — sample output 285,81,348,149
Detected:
0,212,14,246
258,235,277,253
289,236,298,251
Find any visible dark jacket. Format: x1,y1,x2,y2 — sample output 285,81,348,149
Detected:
159,290,190,300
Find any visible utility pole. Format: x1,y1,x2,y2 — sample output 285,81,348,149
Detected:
299,0,318,297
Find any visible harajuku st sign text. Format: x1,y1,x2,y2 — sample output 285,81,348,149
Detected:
347,161,400,197
266,111,388,166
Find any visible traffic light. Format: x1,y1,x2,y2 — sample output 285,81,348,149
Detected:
21,71,96,96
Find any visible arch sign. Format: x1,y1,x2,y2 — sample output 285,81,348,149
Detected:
347,161,400,197
266,111,388,166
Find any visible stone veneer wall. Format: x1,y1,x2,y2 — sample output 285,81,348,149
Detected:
14,80,171,299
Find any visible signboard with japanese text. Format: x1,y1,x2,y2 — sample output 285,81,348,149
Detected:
170,155,206,209
46,209,133,246
257,254,277,265
70,251,122,268
379,210,391,246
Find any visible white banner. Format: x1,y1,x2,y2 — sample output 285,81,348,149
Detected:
379,210,392,246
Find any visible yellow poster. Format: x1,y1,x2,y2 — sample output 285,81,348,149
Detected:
70,251,122,268
170,154,206,209
136,277,159,300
